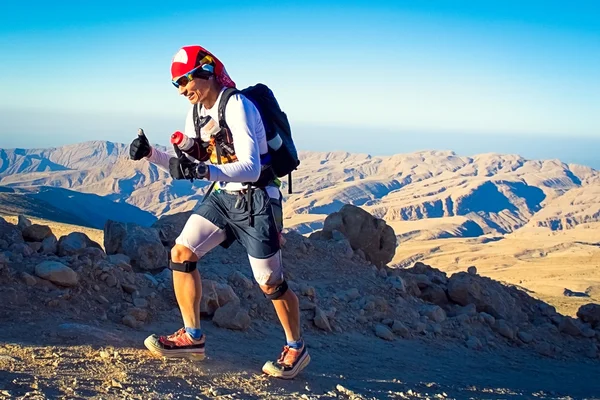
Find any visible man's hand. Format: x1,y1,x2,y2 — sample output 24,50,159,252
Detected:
169,156,209,181
129,128,152,160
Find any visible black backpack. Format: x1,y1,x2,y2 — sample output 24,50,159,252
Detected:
193,83,300,193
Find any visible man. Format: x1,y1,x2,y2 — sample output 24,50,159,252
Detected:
129,45,309,379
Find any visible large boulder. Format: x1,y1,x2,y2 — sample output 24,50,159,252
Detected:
577,303,600,328
317,204,396,267
22,224,53,242
35,261,79,287
0,217,24,245
104,220,167,271
57,232,102,256
151,211,194,248
447,272,528,323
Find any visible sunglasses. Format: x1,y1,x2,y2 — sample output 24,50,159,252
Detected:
172,58,215,88
171,66,207,88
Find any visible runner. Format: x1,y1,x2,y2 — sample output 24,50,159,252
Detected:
129,45,309,379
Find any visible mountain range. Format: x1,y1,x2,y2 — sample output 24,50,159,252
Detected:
1,141,599,237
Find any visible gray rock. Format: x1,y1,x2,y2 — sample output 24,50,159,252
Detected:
455,304,477,316
20,272,37,286
212,302,251,331
319,204,396,267
108,254,131,265
313,307,332,331
22,224,52,242
81,247,106,260
517,331,534,343
466,336,482,350
455,314,470,324
156,268,173,284
429,323,443,334
391,321,410,338
407,262,449,285
35,261,78,287
127,307,148,322
467,266,477,275
420,284,449,306
121,283,137,294
10,243,33,257
40,235,58,255
480,312,496,325
343,288,361,301
122,315,140,329
493,319,515,340
420,305,446,323
386,276,406,293
104,220,167,271
228,271,254,290
133,298,148,308
299,298,316,310
57,232,102,256
144,273,159,287
535,342,554,357
577,303,600,328
17,215,32,230
200,280,239,316
447,272,527,323
559,317,582,336
413,322,427,333
331,229,346,241
581,327,596,338
28,242,43,253
0,217,23,245
375,324,395,341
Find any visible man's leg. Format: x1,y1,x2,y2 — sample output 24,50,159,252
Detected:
171,245,201,330
144,214,226,359
250,252,310,379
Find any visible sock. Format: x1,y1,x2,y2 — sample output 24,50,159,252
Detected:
287,338,304,350
185,327,203,340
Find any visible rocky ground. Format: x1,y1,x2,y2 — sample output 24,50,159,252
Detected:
1,210,600,399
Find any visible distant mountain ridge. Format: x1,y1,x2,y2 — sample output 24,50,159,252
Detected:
1,141,599,236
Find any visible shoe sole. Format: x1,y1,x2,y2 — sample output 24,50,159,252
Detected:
144,336,206,361
262,351,311,379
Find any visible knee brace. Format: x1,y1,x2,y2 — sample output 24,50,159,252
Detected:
169,260,198,273
263,280,288,300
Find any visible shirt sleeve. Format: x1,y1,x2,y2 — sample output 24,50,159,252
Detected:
208,94,262,183
146,147,172,172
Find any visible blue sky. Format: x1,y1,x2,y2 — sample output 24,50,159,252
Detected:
0,1,599,167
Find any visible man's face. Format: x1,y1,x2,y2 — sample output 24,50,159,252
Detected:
178,75,212,105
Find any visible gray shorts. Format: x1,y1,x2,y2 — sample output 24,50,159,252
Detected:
174,188,283,286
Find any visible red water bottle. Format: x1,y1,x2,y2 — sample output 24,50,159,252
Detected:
170,131,209,161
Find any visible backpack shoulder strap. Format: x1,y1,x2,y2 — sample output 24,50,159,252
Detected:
217,87,240,129
192,104,202,138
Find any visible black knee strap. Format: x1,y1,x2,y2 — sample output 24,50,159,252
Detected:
264,280,288,300
169,260,197,273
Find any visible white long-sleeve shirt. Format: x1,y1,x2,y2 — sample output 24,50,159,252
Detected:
147,87,279,199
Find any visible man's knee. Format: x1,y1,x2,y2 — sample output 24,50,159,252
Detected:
260,280,289,300
170,244,198,273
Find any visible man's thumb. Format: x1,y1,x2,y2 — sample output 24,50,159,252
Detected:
138,128,150,145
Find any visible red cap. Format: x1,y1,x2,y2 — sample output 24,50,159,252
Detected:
170,45,236,88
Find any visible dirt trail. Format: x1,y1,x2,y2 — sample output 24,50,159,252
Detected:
1,309,599,400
